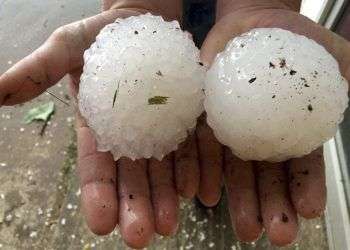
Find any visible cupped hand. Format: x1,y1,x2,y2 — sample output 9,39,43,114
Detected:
198,3,350,247
0,1,201,249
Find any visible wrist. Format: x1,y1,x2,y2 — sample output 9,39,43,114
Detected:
102,0,181,21
217,0,301,20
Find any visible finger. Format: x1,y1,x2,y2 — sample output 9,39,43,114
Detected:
224,149,263,242
216,0,301,18
200,10,250,66
77,112,118,235
109,1,182,22
251,10,350,79
257,162,298,247
201,10,350,79
0,9,140,106
149,155,179,236
174,133,200,199
118,158,155,249
196,115,223,207
101,0,117,11
289,148,326,218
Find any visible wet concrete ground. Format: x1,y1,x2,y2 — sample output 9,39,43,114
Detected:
0,0,329,249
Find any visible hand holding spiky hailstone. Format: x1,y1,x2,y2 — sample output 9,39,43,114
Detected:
205,28,349,162
78,14,205,161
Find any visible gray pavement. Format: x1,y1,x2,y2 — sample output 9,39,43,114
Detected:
0,0,329,249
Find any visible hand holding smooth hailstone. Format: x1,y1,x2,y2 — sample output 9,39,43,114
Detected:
78,14,205,161
205,28,349,162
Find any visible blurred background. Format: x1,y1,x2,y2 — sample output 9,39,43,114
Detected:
0,0,349,249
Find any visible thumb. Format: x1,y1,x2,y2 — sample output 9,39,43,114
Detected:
0,9,140,107
200,9,350,80
200,11,253,67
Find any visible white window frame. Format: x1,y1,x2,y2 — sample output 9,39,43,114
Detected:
313,1,350,249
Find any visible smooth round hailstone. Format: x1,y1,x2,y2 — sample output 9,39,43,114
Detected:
205,28,348,162
78,14,205,161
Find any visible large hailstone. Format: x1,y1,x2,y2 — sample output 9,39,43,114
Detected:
205,28,349,162
78,14,205,161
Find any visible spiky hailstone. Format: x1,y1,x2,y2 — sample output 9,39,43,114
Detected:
78,14,205,161
205,28,348,162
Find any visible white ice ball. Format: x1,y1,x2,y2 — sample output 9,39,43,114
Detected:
78,14,205,161
205,28,348,162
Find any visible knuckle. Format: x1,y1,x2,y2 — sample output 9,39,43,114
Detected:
50,23,84,47
50,26,70,43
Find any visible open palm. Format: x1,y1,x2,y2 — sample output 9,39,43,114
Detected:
0,4,192,249
199,6,350,246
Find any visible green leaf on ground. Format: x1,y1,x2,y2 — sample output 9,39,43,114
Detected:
23,102,55,124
